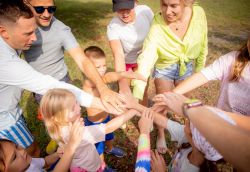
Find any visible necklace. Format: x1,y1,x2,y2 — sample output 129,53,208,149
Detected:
174,21,181,31
175,23,180,31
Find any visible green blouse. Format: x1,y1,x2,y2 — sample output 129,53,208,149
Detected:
132,5,208,99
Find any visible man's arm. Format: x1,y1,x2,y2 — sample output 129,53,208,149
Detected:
109,40,132,95
68,46,125,111
0,59,121,114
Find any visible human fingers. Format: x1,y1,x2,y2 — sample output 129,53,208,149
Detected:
154,149,162,160
152,94,165,102
151,150,157,162
151,104,165,112
153,102,168,107
149,109,155,120
102,100,123,114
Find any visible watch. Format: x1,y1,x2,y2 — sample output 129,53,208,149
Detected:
182,99,203,118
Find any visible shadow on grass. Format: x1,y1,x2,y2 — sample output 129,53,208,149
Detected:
54,0,112,42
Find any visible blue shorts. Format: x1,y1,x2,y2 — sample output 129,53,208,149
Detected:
152,62,193,81
84,116,114,155
0,116,34,148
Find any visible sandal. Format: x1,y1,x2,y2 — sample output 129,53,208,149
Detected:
105,147,125,158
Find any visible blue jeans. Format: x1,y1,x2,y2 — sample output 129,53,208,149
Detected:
152,62,193,81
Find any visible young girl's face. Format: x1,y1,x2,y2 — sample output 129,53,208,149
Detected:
2,141,32,172
67,99,81,122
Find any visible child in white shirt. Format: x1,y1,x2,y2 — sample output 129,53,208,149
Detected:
40,88,140,171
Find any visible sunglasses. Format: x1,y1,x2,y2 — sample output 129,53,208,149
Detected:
33,6,57,14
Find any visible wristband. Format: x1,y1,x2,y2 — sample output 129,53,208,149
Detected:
182,99,203,118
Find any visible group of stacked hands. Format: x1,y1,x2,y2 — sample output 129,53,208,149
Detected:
0,0,249,172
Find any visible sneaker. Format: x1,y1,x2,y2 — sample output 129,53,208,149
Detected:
105,147,125,158
46,140,58,155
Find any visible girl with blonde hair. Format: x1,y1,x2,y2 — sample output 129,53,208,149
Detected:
40,88,139,172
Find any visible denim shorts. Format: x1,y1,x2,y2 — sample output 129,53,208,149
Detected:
84,115,114,155
152,62,193,81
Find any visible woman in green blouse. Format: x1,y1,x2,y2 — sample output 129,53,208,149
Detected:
132,0,208,154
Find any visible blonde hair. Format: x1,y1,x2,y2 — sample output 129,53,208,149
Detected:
182,0,195,6
160,0,195,8
230,39,250,82
40,89,76,143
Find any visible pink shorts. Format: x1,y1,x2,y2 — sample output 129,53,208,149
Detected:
126,63,138,71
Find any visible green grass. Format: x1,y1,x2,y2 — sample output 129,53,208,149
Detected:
20,0,250,171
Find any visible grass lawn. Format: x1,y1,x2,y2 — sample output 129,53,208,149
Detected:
20,0,250,171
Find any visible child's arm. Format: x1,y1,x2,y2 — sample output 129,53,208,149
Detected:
135,109,154,172
103,71,146,84
44,153,59,169
105,109,140,134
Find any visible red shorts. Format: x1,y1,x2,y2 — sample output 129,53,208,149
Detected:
125,63,138,71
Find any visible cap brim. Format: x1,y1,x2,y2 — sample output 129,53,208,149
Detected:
113,1,134,12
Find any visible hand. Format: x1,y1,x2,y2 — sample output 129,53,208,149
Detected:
122,93,141,110
151,105,169,115
67,117,84,152
152,93,169,106
56,146,64,158
155,92,188,117
151,149,166,172
128,109,141,117
138,109,154,134
99,86,126,113
120,71,147,82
